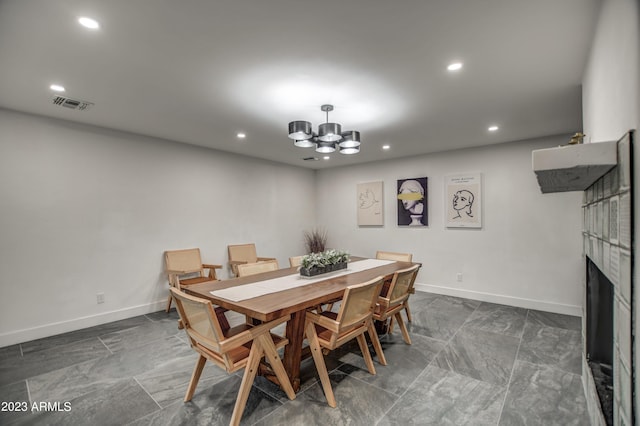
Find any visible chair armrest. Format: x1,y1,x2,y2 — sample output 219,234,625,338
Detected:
257,257,276,262
228,260,248,265
218,314,291,352
305,311,340,333
202,263,222,270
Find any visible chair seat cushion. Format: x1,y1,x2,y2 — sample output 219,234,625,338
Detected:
313,311,361,345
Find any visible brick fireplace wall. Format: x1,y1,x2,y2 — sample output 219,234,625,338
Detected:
582,131,634,425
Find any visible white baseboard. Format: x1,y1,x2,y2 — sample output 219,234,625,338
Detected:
0,299,167,348
415,283,582,317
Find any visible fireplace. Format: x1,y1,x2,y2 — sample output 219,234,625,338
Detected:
581,131,634,426
586,257,614,424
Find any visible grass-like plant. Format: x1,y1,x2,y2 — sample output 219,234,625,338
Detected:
304,228,327,254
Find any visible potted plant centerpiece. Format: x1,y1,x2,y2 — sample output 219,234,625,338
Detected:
299,249,349,277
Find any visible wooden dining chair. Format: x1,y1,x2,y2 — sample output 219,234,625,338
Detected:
373,264,420,345
305,276,387,408
236,259,279,277
375,250,414,325
375,251,413,262
228,243,276,277
288,255,304,268
170,287,295,426
164,248,222,312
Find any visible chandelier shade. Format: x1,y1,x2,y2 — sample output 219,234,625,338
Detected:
288,121,313,140
287,104,361,156
339,131,360,148
316,140,336,153
293,139,315,148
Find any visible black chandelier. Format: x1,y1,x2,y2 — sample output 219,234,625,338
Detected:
287,104,361,154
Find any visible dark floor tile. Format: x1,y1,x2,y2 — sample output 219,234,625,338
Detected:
408,295,481,341
499,361,588,425
463,302,527,337
20,316,150,355
527,310,581,331
27,336,195,404
0,381,30,425
99,316,182,353
378,365,505,425
9,378,160,426
255,370,399,426
0,338,110,387
518,322,582,374
434,328,519,386
145,309,179,322
0,345,21,360
338,332,445,396
129,374,283,426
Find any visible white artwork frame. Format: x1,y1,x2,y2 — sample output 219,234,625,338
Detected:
357,181,384,226
445,173,482,228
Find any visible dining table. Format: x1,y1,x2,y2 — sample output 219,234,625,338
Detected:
185,257,419,392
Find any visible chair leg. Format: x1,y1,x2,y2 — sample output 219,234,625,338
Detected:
231,340,263,426
356,333,376,375
367,323,387,366
404,302,412,322
166,294,173,312
395,312,412,345
388,316,395,333
259,334,296,400
305,322,336,408
184,354,207,402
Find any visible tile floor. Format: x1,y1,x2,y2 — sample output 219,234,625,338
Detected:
0,292,589,425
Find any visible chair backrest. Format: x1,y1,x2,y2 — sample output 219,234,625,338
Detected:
228,244,258,264
336,276,384,331
170,287,225,353
236,259,279,277
386,264,420,306
289,255,304,268
376,251,413,262
165,248,204,275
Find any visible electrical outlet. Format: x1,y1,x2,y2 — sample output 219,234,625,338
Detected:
97,292,105,304
456,273,463,282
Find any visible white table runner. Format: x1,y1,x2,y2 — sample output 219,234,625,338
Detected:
210,258,395,302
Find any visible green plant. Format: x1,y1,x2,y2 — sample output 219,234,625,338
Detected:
301,249,349,269
304,228,327,254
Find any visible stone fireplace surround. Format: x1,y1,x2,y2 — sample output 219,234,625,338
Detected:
582,131,634,425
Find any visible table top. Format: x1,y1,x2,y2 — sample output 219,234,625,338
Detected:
185,258,417,321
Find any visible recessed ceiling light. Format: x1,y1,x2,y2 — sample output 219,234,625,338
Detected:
236,133,246,139
447,62,463,71
50,84,65,92
78,17,100,29
488,125,499,132
323,156,330,160
382,145,390,150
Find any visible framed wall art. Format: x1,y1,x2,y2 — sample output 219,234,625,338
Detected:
357,181,384,226
397,177,427,226
445,173,482,228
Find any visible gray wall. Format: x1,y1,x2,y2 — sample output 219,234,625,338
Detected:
0,109,317,346
316,137,584,314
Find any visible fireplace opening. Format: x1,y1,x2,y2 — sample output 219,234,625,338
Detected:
586,257,614,425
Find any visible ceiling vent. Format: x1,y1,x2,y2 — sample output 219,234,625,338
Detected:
52,95,94,111
303,157,319,161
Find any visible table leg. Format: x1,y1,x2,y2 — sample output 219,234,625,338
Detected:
283,310,305,392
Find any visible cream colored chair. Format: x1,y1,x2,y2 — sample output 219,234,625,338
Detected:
373,264,420,346
236,259,279,277
289,255,304,268
375,251,413,262
228,243,276,277
170,287,295,426
305,276,386,408
375,251,414,325
164,248,222,312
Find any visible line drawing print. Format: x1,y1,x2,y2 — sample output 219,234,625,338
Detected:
359,188,380,210
452,189,474,219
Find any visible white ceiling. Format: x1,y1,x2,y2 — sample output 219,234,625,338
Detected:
0,0,602,169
